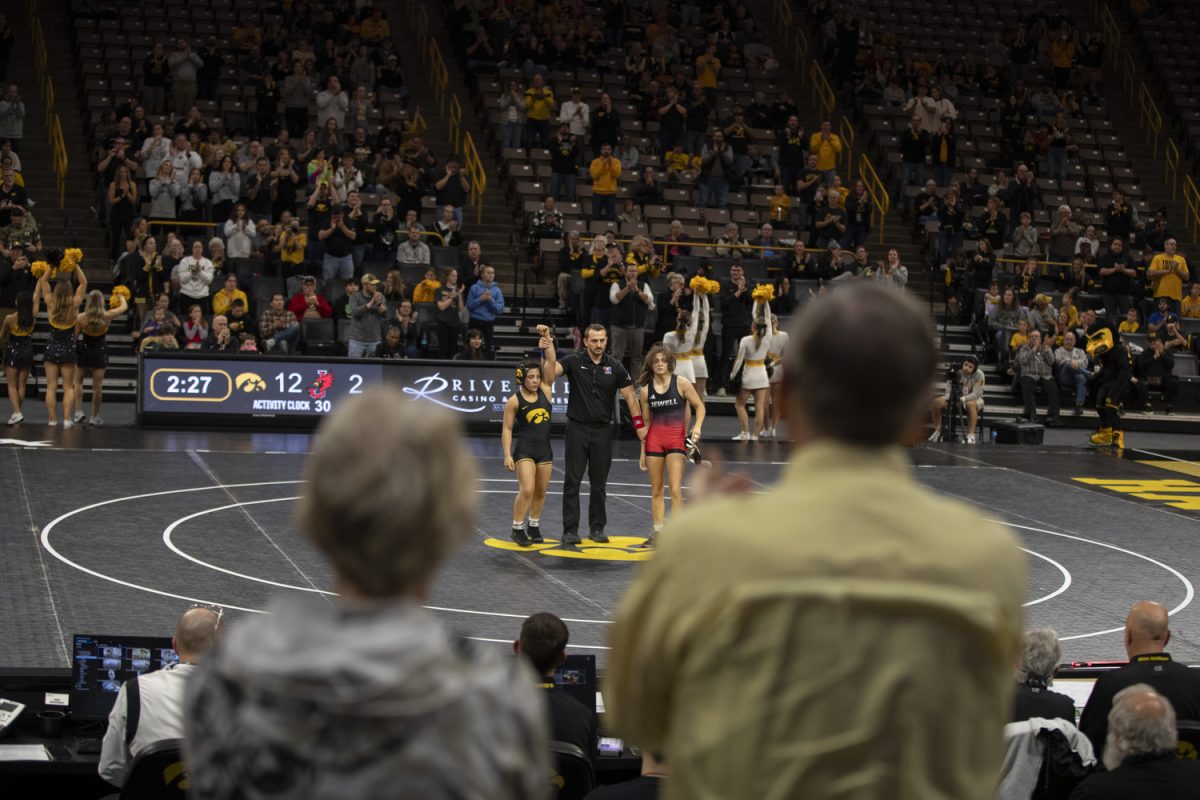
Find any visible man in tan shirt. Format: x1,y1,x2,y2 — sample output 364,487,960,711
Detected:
606,283,1026,800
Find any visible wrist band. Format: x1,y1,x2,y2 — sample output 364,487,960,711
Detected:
632,415,645,430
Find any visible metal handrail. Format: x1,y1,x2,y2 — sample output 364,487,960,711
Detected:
1166,138,1180,201
857,153,890,244
1183,175,1200,245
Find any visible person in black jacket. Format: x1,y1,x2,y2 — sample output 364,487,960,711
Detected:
1132,336,1178,413
896,115,929,202
549,125,579,202
1078,601,1200,755
1070,686,1200,799
1011,628,1075,724
514,613,598,769
718,264,752,394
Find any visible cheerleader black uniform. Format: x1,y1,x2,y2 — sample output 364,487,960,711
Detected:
43,319,78,365
644,375,687,457
511,390,553,465
4,323,33,369
77,322,110,369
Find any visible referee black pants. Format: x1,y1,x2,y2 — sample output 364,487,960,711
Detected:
562,421,613,536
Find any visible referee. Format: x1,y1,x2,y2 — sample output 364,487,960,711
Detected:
541,323,647,545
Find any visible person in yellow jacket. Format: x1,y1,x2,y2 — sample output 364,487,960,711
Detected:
412,268,442,303
523,74,555,147
1148,238,1190,314
211,273,248,316
589,143,622,222
808,120,842,185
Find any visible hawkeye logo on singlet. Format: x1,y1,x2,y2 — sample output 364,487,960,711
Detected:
526,408,550,424
482,536,653,562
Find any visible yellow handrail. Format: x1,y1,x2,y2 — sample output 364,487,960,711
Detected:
1137,83,1162,159
794,28,808,83
1100,3,1121,57
462,131,487,226
1122,51,1136,99
43,74,54,132
1165,138,1180,201
857,153,890,245
810,60,835,119
429,39,448,115
838,115,855,171
1184,175,1200,245
448,94,462,154
50,114,66,209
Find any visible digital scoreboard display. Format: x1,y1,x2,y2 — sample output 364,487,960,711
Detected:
138,353,573,428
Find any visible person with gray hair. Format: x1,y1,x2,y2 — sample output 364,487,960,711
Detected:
1069,685,1200,798
183,388,549,800
606,284,1026,800
1011,628,1075,723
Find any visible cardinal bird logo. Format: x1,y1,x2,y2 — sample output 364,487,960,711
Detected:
308,370,335,400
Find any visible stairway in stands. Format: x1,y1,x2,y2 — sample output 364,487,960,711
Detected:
11,0,110,282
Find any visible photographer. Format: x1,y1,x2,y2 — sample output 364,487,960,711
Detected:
928,355,984,443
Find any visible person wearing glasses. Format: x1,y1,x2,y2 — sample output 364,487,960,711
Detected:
99,606,221,789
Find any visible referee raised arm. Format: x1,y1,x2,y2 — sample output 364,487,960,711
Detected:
541,323,647,545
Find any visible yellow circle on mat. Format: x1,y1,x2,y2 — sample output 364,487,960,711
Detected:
482,536,654,561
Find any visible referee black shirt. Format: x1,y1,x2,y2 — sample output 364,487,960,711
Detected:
1078,652,1200,753
558,350,632,424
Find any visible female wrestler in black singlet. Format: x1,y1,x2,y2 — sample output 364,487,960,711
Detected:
501,328,558,546
73,289,129,426
638,344,705,548
39,262,88,427
2,289,38,425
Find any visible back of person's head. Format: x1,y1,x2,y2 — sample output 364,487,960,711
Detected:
1124,600,1170,657
174,606,221,663
516,612,569,675
1015,628,1061,684
782,284,936,446
1103,684,1176,770
298,387,477,598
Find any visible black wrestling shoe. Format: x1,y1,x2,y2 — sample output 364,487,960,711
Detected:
511,527,532,547
561,532,582,546
589,530,609,544
527,524,544,544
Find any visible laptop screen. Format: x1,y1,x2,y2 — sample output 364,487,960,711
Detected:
70,634,178,720
553,654,597,716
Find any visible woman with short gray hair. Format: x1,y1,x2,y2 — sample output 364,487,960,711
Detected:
183,389,550,800
1012,628,1075,723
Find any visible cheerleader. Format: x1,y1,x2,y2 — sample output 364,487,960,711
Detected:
72,289,129,426
38,264,88,428
501,327,558,546
2,290,37,425
662,306,698,382
689,292,711,397
638,344,705,548
764,314,789,440
730,302,772,441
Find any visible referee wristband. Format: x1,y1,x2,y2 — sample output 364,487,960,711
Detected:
632,415,645,430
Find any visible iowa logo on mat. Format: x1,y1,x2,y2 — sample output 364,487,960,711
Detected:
483,536,653,561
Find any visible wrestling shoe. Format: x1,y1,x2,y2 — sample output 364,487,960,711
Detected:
72,410,85,424
6,412,22,426
526,523,544,544
684,434,703,465
640,533,657,549
561,532,582,546
588,530,609,544
1088,428,1113,447
510,527,532,547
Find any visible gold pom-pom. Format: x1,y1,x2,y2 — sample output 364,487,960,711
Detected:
65,248,85,264
30,261,49,278
752,283,776,303
705,278,721,295
109,286,131,308
688,275,708,294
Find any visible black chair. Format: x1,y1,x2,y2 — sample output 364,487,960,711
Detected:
431,247,461,268
549,740,595,800
302,318,334,343
1179,720,1200,760
119,738,187,800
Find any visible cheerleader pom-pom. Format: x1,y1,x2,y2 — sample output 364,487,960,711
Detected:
109,286,132,308
704,278,721,295
30,261,50,278
688,274,708,294
752,283,776,303
64,248,84,264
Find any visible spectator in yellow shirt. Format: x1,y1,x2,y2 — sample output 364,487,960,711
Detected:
663,142,691,176
1147,238,1190,312
809,120,842,184
1009,319,1030,352
695,45,721,95
1183,283,1200,318
211,273,249,316
588,143,621,221
359,8,391,46
412,268,442,303
1118,308,1140,334
523,74,555,147
769,185,792,224
1050,30,1076,90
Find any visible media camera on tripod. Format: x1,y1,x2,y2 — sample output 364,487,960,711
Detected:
928,355,984,444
